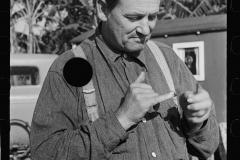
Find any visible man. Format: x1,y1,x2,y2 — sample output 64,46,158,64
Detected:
30,0,219,159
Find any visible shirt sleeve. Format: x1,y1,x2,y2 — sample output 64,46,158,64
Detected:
30,71,128,160
182,103,219,159
176,56,220,159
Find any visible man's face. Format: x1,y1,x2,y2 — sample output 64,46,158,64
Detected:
103,0,160,53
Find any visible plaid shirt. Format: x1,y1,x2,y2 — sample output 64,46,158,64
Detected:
30,27,219,160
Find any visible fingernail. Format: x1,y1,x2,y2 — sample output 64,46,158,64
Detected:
169,92,174,96
187,99,193,103
187,92,194,97
187,105,191,109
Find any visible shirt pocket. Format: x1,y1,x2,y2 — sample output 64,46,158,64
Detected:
161,105,187,159
111,140,128,154
163,109,185,141
158,99,184,140
110,132,139,160
110,141,135,160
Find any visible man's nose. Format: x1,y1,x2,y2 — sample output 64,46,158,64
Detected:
136,19,151,36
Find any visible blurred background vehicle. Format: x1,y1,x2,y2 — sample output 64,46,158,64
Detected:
10,54,58,159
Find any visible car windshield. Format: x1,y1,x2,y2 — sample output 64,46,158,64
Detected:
10,66,40,86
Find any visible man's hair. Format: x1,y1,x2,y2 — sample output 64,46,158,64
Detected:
105,0,119,10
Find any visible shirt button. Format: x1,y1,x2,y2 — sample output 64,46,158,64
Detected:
142,118,146,123
123,54,127,59
151,152,157,158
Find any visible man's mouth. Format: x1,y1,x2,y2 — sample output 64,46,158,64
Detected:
132,37,146,42
132,36,145,39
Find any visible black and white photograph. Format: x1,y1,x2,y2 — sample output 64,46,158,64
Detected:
8,0,227,160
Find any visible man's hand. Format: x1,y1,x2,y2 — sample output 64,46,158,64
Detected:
182,87,212,129
116,72,174,130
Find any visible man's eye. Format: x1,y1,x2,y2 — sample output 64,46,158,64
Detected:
148,15,157,21
126,16,142,21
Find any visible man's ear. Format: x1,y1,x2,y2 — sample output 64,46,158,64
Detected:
96,0,108,21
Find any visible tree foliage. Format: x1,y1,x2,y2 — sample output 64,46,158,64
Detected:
11,0,227,55
10,0,50,53
158,0,227,20
40,0,96,55
11,0,96,54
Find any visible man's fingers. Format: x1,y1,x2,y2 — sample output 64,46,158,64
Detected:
131,83,152,89
134,71,145,83
186,111,210,124
154,92,174,104
187,101,211,112
184,91,194,99
131,87,155,95
187,100,212,111
138,92,159,99
186,108,208,118
187,89,209,103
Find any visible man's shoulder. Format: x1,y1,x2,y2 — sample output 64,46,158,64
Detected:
148,40,177,59
147,40,182,67
150,40,172,50
49,38,95,75
49,50,75,75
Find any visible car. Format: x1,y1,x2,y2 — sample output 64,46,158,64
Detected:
10,54,58,151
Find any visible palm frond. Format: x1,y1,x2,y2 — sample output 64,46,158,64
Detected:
160,0,226,20
162,0,193,19
190,0,225,17
173,1,193,18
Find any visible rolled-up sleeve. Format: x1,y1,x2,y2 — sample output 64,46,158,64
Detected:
182,103,219,159
30,71,128,160
175,55,219,159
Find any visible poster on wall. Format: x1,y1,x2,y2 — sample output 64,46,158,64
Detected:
173,41,205,81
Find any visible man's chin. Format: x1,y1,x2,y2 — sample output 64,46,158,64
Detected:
124,43,145,53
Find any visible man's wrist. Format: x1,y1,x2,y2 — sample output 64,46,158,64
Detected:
187,121,203,131
115,112,136,131
183,114,203,132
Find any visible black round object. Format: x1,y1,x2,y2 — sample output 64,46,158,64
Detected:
63,58,93,87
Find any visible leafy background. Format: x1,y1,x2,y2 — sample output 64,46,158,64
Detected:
10,0,227,55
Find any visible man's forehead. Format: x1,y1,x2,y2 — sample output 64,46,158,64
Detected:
117,0,161,12
118,0,161,3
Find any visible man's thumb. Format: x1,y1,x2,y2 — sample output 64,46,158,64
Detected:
135,72,145,83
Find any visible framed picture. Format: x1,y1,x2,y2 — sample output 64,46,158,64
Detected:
172,41,205,81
